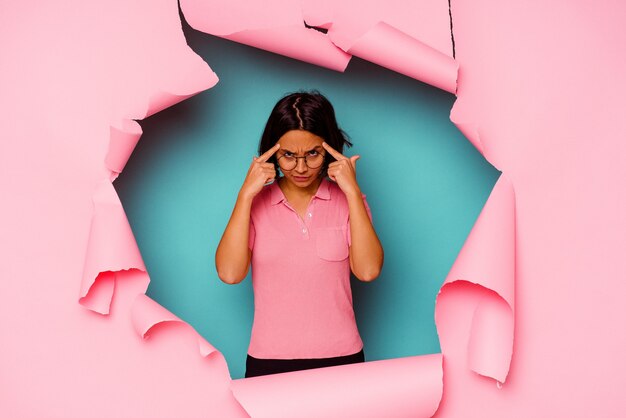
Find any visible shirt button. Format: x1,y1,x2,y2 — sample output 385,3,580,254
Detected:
302,228,307,234
307,212,312,218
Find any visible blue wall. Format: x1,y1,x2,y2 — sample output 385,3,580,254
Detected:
115,22,500,379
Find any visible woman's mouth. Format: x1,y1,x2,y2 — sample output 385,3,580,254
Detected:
293,176,309,182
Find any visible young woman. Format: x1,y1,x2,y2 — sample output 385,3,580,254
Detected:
215,91,384,378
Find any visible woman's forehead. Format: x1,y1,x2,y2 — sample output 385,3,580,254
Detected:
277,130,324,150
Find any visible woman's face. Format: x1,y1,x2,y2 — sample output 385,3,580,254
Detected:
276,130,325,190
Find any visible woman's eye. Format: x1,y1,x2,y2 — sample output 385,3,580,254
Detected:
307,151,319,156
283,152,294,157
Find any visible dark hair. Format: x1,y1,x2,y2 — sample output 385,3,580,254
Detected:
258,91,352,177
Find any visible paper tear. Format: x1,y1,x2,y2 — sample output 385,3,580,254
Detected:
179,0,350,71
84,54,218,311
447,0,456,59
80,1,508,415
105,120,142,178
436,173,516,384
343,21,458,94
78,271,117,315
79,180,146,314
131,294,218,358
468,294,514,383
226,26,351,71
181,0,457,92
231,354,443,418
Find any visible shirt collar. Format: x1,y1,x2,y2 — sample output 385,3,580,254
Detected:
270,177,331,205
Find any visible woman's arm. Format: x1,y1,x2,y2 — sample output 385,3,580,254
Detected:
215,143,280,284
322,142,384,282
215,193,254,284
345,190,384,282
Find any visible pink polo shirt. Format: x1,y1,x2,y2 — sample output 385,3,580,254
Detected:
247,177,372,359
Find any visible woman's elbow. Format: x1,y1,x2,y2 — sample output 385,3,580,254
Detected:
354,253,384,282
354,264,382,282
216,263,248,285
217,273,245,284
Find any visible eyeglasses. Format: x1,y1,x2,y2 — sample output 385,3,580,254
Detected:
276,149,326,171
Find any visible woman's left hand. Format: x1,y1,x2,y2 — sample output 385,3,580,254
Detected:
322,141,361,196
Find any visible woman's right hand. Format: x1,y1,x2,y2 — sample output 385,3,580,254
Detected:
240,143,280,200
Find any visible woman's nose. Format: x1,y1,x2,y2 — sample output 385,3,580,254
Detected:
295,158,308,173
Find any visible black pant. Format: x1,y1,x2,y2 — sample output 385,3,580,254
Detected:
245,349,365,378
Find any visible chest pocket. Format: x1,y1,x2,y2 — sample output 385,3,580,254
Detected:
315,227,349,261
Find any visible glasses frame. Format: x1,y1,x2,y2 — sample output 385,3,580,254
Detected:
276,150,327,171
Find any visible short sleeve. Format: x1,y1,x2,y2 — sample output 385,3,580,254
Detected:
347,193,373,247
248,218,255,251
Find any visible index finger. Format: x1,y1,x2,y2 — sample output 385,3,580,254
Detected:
322,141,346,160
257,143,281,162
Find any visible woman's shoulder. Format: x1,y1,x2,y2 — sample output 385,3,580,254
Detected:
250,181,276,212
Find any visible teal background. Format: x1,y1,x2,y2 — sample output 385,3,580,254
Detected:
114,21,500,379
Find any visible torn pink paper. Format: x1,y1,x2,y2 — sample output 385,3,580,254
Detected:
1,1,252,416
304,0,453,56
105,120,142,180
344,22,458,94
4,0,626,417
132,293,218,358
436,174,516,384
179,0,351,71
232,354,443,418
305,1,457,92
83,33,219,313
182,0,457,92
79,179,146,314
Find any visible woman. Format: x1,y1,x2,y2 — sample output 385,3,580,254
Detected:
215,91,384,378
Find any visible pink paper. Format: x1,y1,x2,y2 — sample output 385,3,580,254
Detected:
308,1,458,92
132,294,218,358
79,179,146,314
436,174,516,384
4,0,626,417
181,0,456,92
232,354,443,418
105,120,143,178
0,1,244,416
180,0,351,71
345,22,457,93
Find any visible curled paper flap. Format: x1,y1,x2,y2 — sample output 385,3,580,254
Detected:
226,27,351,72
436,173,516,383
467,295,514,383
131,294,217,358
106,31,219,124
105,120,143,175
442,174,515,305
316,0,453,57
304,0,456,90
132,52,219,120
344,21,458,94
231,354,443,418
180,0,351,71
182,0,456,91
79,179,146,314
78,271,117,315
